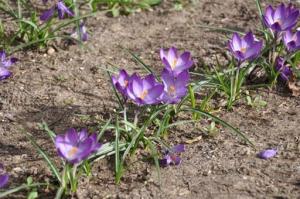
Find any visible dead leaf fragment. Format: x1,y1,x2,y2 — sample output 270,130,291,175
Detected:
185,136,202,144
288,75,300,97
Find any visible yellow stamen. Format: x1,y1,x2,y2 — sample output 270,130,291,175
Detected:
168,85,176,95
124,80,128,87
171,59,178,69
67,146,78,157
140,90,148,100
241,47,247,53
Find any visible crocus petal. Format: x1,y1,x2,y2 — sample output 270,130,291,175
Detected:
232,33,242,50
0,51,6,62
65,128,78,144
0,174,9,188
144,84,164,104
172,144,185,153
78,129,88,141
258,149,277,159
40,7,55,21
57,1,74,19
0,67,11,80
167,47,178,62
172,156,182,165
2,57,17,68
244,41,263,60
243,32,254,45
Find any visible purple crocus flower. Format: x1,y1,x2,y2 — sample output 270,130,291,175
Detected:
283,30,300,52
55,128,101,164
160,144,185,167
40,0,74,21
127,74,164,105
257,149,277,159
160,47,193,76
0,51,17,81
0,164,9,188
228,32,263,63
112,69,132,97
263,3,299,33
71,23,88,42
275,57,292,81
160,69,189,104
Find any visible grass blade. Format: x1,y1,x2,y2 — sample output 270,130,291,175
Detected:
0,183,48,198
180,108,254,147
26,133,61,182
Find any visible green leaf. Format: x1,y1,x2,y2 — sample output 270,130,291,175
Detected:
26,133,61,182
180,108,254,147
0,183,47,198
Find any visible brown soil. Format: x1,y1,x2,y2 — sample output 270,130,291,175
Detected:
1,0,300,198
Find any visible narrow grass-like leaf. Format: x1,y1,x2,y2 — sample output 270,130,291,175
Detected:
38,121,56,143
126,49,159,80
0,183,48,198
26,133,61,182
145,138,161,184
115,117,123,183
180,108,254,147
97,117,112,141
197,24,245,35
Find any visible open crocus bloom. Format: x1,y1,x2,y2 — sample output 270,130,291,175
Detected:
0,164,9,188
127,74,164,105
275,57,292,82
263,3,299,33
160,47,193,76
0,51,17,81
40,0,74,21
55,128,101,164
228,32,263,63
160,144,185,167
160,69,189,104
283,30,300,52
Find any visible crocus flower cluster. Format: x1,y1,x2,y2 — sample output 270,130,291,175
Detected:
55,128,101,164
228,32,263,64
40,0,74,21
0,51,17,81
112,47,193,105
0,164,9,188
159,144,185,166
